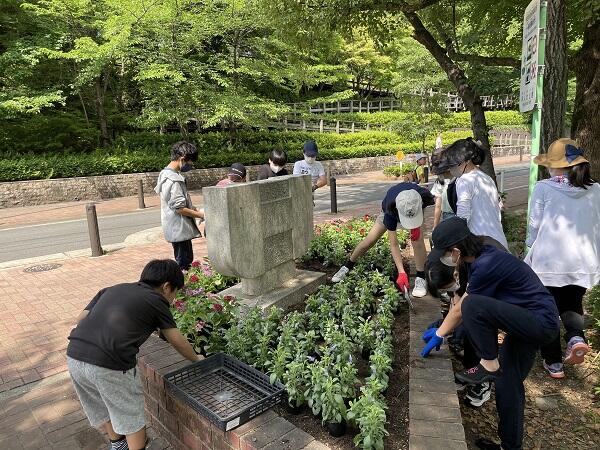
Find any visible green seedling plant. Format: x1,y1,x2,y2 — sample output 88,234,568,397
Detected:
347,387,389,450
356,316,376,354
283,356,309,408
267,343,292,385
319,374,348,425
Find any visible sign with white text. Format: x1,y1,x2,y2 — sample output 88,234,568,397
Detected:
519,0,540,112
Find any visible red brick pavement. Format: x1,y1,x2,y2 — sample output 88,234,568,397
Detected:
0,204,383,449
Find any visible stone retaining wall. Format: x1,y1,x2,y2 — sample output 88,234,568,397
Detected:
0,156,397,208
138,335,330,450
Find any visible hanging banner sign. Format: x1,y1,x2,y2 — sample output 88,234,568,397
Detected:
519,0,541,112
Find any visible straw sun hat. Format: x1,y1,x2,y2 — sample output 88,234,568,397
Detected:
534,138,588,168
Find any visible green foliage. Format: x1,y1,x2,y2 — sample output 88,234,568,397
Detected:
383,163,416,178
0,128,476,181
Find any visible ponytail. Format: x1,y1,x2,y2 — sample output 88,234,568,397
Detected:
443,137,487,167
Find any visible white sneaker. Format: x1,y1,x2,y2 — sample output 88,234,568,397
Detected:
412,277,427,298
466,382,492,407
332,266,350,283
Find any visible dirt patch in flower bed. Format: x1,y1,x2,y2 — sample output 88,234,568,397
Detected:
276,304,410,449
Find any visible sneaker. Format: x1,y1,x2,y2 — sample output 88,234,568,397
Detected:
412,277,427,298
563,336,589,365
542,360,565,379
466,382,492,407
331,266,350,283
455,364,501,385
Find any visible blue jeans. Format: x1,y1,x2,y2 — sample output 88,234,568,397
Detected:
172,240,193,270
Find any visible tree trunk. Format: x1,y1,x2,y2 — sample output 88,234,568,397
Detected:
404,11,496,182
539,0,568,179
95,77,110,146
571,20,600,180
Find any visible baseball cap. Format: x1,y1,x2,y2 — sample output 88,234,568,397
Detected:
428,217,471,262
395,190,424,229
228,163,246,179
414,153,427,162
303,140,318,157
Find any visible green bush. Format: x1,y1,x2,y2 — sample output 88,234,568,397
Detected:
0,130,472,181
383,163,416,177
318,110,528,131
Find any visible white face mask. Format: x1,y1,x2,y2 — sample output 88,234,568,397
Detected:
304,156,316,164
440,281,460,294
270,162,283,173
440,249,460,267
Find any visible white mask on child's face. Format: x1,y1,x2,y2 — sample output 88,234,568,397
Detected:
440,249,460,267
304,156,316,164
270,162,283,173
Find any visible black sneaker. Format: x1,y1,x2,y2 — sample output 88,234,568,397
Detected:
455,364,501,385
465,382,492,407
475,438,501,449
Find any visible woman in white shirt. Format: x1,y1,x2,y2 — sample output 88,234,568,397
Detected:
525,138,600,379
436,138,508,250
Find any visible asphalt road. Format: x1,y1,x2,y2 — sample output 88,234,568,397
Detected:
0,167,530,263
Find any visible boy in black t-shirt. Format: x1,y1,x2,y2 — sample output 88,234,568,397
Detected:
67,260,200,450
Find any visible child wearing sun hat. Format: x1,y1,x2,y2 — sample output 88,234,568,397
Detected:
525,138,600,379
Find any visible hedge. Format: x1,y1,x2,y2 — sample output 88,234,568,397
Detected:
0,130,472,181
316,110,529,130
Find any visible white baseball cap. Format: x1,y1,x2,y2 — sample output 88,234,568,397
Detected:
395,190,424,230
414,153,427,161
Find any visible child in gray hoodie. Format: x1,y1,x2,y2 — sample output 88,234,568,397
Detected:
155,141,203,270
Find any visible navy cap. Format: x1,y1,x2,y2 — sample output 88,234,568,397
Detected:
303,140,318,157
429,217,471,262
228,163,246,179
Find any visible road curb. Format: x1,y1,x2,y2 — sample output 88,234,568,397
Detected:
0,227,164,271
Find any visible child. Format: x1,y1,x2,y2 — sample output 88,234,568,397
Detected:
414,153,428,184
423,217,559,450
293,140,326,192
155,141,203,271
525,138,600,378
257,150,288,180
67,260,200,450
331,182,435,298
436,138,508,250
216,163,247,186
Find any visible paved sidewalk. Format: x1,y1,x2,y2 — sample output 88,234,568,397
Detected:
0,204,381,449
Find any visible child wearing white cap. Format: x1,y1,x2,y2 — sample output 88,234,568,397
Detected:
332,182,435,297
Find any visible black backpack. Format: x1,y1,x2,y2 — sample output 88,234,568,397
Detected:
447,179,458,213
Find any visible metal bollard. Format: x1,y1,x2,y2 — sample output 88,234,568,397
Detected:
423,166,429,183
86,203,103,257
137,179,146,209
499,170,505,193
330,177,338,214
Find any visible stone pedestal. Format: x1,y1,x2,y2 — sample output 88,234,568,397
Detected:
203,175,324,307
219,269,326,311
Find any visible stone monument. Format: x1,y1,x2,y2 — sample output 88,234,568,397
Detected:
203,174,325,310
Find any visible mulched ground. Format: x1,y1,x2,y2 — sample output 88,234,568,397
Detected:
455,327,600,450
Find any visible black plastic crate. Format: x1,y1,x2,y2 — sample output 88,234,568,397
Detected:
164,353,284,431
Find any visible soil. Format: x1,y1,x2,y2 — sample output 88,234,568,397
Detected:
455,326,600,450
297,259,342,280
276,304,410,450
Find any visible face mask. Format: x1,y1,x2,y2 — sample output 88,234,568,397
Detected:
180,160,192,172
440,282,460,294
304,156,316,164
270,162,283,173
440,249,460,267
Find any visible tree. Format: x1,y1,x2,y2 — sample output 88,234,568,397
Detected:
571,7,600,179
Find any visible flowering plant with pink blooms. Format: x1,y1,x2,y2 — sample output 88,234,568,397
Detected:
171,258,239,355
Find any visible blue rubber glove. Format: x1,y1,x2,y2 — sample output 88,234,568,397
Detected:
422,327,439,342
421,328,443,357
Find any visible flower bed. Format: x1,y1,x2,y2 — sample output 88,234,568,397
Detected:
170,216,409,448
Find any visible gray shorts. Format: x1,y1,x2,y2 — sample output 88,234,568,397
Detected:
67,357,145,435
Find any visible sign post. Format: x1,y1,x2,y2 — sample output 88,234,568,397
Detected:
519,0,547,243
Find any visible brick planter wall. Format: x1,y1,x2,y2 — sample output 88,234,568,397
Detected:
137,335,330,450
0,156,397,208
